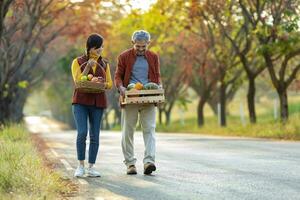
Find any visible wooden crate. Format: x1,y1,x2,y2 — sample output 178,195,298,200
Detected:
121,89,165,105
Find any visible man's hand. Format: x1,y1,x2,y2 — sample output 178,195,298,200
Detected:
119,86,127,96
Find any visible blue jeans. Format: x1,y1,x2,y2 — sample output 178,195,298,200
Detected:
72,104,104,164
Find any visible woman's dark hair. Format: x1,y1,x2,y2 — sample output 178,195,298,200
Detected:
86,33,103,59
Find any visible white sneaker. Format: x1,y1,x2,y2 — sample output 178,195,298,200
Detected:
86,167,101,177
74,165,85,177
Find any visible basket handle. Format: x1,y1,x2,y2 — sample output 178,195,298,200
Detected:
81,61,90,76
81,60,107,82
98,62,107,82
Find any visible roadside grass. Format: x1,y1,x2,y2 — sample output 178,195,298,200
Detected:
111,102,300,140
156,114,300,140
156,101,300,140
0,124,74,200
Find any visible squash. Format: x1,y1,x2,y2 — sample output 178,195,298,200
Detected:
144,82,159,90
127,83,135,90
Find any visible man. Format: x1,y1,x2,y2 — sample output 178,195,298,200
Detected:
114,30,161,175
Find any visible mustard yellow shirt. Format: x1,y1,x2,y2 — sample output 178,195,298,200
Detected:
71,58,113,89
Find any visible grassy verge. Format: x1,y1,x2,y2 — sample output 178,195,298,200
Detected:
0,124,74,200
110,111,300,140
156,114,300,140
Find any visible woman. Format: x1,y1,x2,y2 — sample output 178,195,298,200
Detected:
71,33,112,177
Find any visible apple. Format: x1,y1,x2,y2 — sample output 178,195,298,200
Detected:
87,74,93,81
81,75,88,81
97,76,104,82
91,77,98,82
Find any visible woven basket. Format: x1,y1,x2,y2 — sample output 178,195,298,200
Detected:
75,60,107,93
75,80,106,93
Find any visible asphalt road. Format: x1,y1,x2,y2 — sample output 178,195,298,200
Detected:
25,116,300,200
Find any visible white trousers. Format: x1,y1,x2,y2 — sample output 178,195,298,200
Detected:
121,104,156,166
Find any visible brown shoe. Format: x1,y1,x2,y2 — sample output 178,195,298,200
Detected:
127,165,137,175
144,163,156,175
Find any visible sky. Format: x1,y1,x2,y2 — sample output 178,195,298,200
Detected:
70,0,157,12
123,0,157,11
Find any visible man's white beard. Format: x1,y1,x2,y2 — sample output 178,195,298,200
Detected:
137,50,145,56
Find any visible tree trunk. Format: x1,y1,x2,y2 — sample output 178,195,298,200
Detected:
114,108,121,126
220,83,227,127
0,97,10,124
208,99,218,116
197,97,206,127
101,110,110,130
165,110,171,126
159,108,163,125
247,77,257,123
164,103,174,126
0,88,28,124
278,88,289,123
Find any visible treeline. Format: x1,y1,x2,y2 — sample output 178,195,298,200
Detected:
1,0,299,128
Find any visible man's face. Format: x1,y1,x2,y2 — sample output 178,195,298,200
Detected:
133,40,149,56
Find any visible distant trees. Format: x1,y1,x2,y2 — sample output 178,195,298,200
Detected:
1,0,299,127
0,0,110,125
181,0,300,125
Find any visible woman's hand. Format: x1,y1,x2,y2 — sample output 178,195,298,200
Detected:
82,59,97,76
87,59,97,68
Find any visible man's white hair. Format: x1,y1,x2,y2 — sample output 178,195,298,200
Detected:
132,30,151,42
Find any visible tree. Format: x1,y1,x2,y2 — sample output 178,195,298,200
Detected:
0,0,111,125
0,0,72,124
184,0,243,126
158,40,188,125
212,0,266,124
239,0,300,123
179,31,218,126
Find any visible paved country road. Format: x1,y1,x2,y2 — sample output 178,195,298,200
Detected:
25,116,300,200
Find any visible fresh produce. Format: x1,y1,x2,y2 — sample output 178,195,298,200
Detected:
97,76,104,82
81,75,88,81
87,74,93,81
90,76,104,83
127,83,136,90
143,82,159,90
91,77,98,82
134,82,143,90
126,82,160,91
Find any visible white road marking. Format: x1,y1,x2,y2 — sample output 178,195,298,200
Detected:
78,179,89,185
60,159,73,171
50,148,59,157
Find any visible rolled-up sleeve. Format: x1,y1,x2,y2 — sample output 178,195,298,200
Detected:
155,54,161,84
114,55,125,88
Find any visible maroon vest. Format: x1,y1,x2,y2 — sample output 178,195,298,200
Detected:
72,55,107,108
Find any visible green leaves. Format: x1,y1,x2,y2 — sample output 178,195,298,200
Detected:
18,81,29,89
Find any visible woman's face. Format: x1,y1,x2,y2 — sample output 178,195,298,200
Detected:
89,45,103,57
